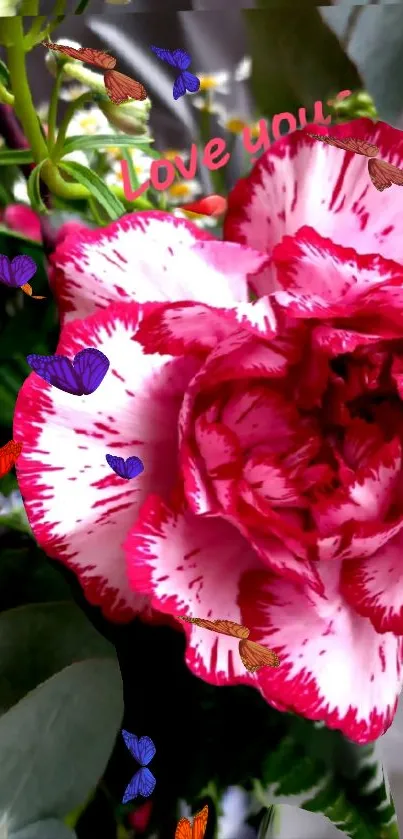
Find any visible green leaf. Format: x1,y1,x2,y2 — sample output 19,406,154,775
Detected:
0,546,72,612
0,658,123,831
10,820,76,839
58,160,125,220
244,6,363,118
61,133,154,156
27,161,48,214
253,718,399,838
0,601,117,712
0,223,41,245
0,149,34,166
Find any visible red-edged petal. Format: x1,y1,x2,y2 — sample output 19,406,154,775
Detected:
51,211,268,325
4,204,42,242
240,564,403,743
13,301,200,622
341,529,403,634
124,493,262,685
312,439,402,534
135,297,277,358
272,226,403,319
224,118,403,296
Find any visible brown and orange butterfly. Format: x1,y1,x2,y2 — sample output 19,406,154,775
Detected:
0,440,22,478
179,616,280,673
175,805,209,839
43,41,148,105
307,133,403,192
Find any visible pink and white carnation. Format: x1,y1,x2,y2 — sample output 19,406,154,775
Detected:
14,118,403,744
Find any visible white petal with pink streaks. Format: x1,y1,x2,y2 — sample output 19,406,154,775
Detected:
13,302,200,621
51,212,267,324
224,119,403,297
341,529,403,634
240,563,403,743
125,495,262,684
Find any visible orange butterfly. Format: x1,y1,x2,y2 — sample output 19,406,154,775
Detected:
175,805,208,839
307,133,403,192
179,616,280,673
43,41,148,105
0,440,22,478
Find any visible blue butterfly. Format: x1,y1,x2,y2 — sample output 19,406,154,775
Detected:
121,730,156,804
105,454,144,480
151,46,200,100
26,348,109,396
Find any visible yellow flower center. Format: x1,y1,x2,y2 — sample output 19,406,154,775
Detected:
169,182,193,198
225,118,248,134
79,116,99,134
199,76,220,91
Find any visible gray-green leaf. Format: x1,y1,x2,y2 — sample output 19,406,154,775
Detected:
0,658,123,833
0,601,117,712
9,819,76,839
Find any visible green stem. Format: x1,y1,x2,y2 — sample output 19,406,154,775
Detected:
51,91,94,160
47,70,64,149
0,82,14,106
19,0,39,12
75,0,90,11
4,19,49,164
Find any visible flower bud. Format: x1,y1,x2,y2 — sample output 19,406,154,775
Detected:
98,98,151,136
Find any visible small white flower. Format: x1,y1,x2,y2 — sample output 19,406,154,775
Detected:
105,148,152,188
167,179,201,205
217,111,250,135
66,107,111,137
234,56,252,82
59,82,88,102
12,176,28,203
196,70,230,95
191,96,226,116
160,148,190,164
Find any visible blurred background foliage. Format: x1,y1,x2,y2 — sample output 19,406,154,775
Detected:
0,3,402,839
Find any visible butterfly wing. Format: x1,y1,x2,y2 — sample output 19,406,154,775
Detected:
105,454,127,477
368,158,403,191
0,254,36,288
181,71,200,94
238,639,280,673
20,283,45,299
11,255,37,286
151,46,190,69
0,440,22,478
104,70,147,104
175,818,193,839
26,353,82,395
122,768,156,803
178,616,249,638
124,456,145,479
73,348,110,395
173,73,187,100
192,806,209,839
121,730,156,765
307,134,379,157
43,41,116,69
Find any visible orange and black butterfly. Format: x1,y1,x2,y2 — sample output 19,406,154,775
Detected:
175,805,209,839
0,440,22,478
43,41,148,105
179,616,280,673
307,133,403,192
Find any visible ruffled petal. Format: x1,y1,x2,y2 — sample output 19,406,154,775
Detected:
51,212,267,324
224,118,403,297
124,493,261,684
13,301,200,621
341,530,403,634
240,564,403,743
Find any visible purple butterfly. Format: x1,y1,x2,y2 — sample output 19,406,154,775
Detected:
106,454,144,479
151,46,200,100
121,730,156,804
0,254,44,299
26,348,110,395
